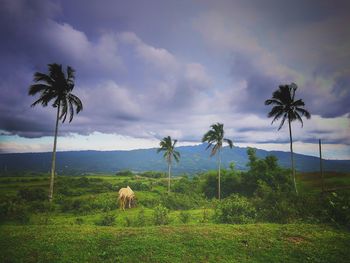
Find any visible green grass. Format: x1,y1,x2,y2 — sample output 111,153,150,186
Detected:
298,172,350,193
1,173,349,262
1,223,349,263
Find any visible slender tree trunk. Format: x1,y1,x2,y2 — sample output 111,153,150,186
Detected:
168,159,171,194
319,139,324,192
218,149,221,200
49,103,60,202
288,118,298,195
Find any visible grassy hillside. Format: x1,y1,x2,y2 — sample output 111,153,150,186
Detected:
1,224,349,263
1,167,349,262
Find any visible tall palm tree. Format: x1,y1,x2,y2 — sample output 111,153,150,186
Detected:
265,83,310,195
29,63,83,202
202,123,233,200
157,136,180,193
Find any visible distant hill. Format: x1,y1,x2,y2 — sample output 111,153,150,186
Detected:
0,144,349,175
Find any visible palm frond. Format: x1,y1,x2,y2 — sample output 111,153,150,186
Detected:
33,72,54,85
267,105,284,118
278,114,288,130
68,99,74,123
28,84,51,96
296,107,311,119
264,99,282,106
224,138,233,148
294,111,304,127
173,151,180,163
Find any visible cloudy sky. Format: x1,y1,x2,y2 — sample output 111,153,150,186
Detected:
0,0,349,159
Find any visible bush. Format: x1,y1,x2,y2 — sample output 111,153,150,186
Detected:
323,192,350,228
141,171,164,178
75,217,84,225
199,207,211,223
30,200,52,213
90,194,118,212
178,211,190,224
214,194,256,224
125,216,133,227
161,193,206,210
0,199,30,224
153,204,170,225
96,214,116,226
122,181,151,191
115,170,134,177
136,208,146,227
253,184,298,224
17,188,47,201
59,198,92,214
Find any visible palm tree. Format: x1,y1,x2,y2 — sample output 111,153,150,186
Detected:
29,63,83,202
265,83,310,195
157,136,180,193
202,123,233,200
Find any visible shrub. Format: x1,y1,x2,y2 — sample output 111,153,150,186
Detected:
115,170,134,177
30,200,52,213
153,204,170,225
90,194,118,212
17,188,47,201
60,198,92,214
161,193,205,210
214,194,256,224
0,199,30,224
141,171,164,178
178,211,190,224
253,184,298,224
323,192,350,228
199,207,210,223
122,181,151,191
75,217,84,225
136,208,146,227
125,216,133,227
96,214,116,226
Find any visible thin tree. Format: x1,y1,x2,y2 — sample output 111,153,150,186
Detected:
157,136,180,193
265,83,310,195
29,63,83,202
202,123,233,200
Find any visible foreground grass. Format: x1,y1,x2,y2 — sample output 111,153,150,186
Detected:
1,223,349,263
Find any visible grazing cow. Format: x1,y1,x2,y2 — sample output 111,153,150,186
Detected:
118,186,135,210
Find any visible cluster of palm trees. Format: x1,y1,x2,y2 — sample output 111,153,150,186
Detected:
29,63,310,202
157,123,233,199
157,85,311,197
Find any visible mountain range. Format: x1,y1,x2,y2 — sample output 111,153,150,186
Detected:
0,144,349,176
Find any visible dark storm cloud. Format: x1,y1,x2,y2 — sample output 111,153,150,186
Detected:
0,0,349,149
228,53,283,115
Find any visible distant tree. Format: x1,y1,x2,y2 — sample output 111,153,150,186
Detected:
157,136,180,193
29,63,83,202
202,123,233,200
265,83,310,195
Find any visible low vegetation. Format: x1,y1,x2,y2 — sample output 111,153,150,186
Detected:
0,149,349,262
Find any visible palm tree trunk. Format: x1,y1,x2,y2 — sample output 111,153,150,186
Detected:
168,158,171,194
288,118,298,195
218,149,221,200
49,103,60,202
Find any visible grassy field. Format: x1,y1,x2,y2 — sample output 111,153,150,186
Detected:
298,171,350,193
1,172,349,262
1,223,349,262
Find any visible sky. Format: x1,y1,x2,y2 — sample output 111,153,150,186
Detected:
0,0,349,159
